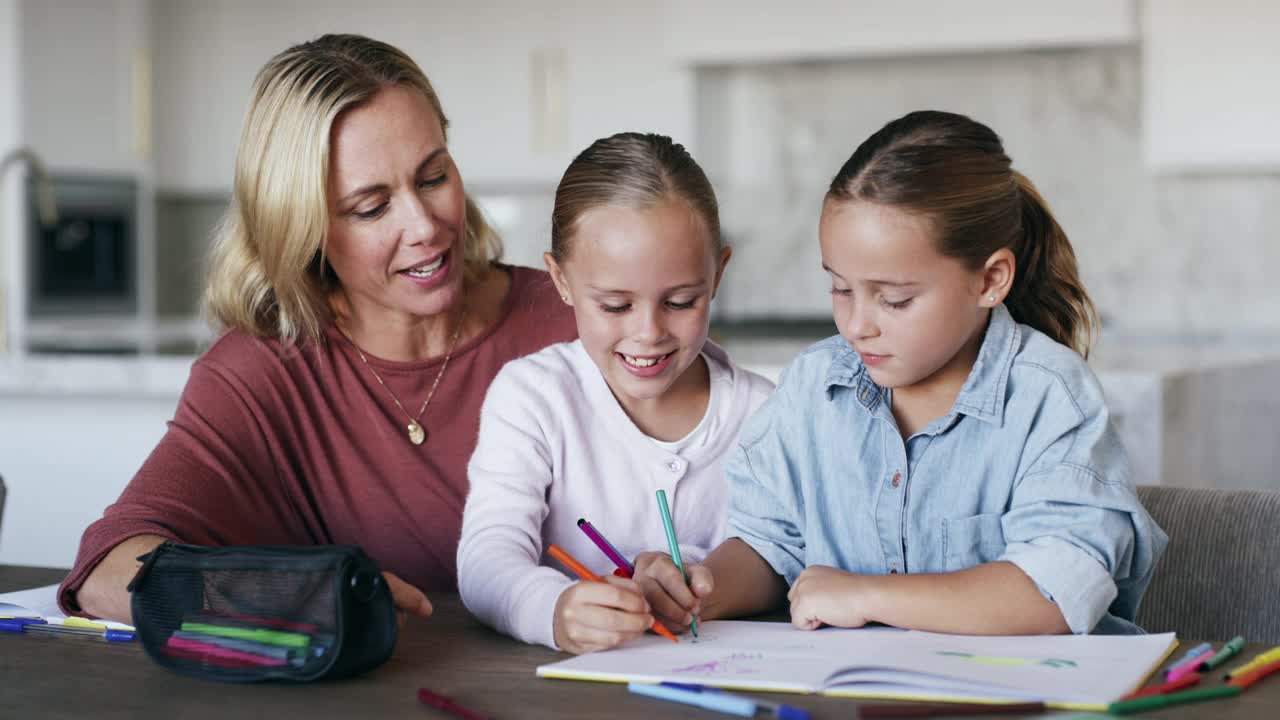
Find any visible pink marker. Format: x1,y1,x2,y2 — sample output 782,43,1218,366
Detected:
166,636,287,667
1166,658,1206,684
577,518,634,578
1165,642,1214,683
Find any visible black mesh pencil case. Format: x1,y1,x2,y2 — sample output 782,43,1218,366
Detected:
126,542,396,682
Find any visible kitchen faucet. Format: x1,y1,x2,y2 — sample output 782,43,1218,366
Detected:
0,146,59,354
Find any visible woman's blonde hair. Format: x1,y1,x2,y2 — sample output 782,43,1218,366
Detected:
205,33,501,346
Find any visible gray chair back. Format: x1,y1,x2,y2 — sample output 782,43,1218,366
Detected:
1136,485,1280,644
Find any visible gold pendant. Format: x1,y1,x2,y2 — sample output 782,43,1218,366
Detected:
407,421,426,445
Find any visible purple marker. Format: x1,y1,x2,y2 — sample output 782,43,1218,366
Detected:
577,518,634,577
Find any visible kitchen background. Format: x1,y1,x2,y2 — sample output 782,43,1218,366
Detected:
2,0,1279,567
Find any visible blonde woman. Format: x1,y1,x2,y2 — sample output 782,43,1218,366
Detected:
61,34,576,624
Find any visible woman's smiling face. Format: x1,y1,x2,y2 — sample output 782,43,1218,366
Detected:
326,84,467,329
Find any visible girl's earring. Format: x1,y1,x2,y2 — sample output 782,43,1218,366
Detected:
987,295,996,303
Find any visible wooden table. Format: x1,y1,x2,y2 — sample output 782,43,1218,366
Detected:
3,565,1278,719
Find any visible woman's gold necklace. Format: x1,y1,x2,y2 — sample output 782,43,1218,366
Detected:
341,305,467,445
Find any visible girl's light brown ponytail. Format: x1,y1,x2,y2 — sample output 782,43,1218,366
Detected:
1008,171,1098,357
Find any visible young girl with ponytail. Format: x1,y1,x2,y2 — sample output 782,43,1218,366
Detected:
634,111,1168,637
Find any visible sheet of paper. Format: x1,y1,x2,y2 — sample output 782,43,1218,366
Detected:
823,629,1178,706
537,620,1176,708
539,622,908,692
0,583,135,631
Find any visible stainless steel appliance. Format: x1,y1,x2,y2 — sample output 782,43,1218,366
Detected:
27,175,136,316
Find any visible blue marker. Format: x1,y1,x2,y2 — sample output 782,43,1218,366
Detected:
0,617,135,642
0,617,45,631
628,682,811,720
1165,641,1213,677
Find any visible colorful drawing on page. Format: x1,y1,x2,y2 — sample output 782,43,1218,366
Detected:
938,651,1078,669
672,651,767,676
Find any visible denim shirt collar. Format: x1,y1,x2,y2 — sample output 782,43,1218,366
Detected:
951,304,1020,425
824,304,1021,427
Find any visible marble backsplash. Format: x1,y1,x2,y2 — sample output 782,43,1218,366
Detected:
695,46,1280,338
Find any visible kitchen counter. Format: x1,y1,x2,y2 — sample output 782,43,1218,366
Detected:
0,353,195,399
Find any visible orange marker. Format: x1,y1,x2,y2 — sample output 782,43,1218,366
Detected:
547,543,678,643
1229,657,1280,691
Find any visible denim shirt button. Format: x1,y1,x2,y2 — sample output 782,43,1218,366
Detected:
891,471,901,488
890,564,898,574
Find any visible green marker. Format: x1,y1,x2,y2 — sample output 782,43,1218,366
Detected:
1108,685,1241,715
1200,635,1246,671
656,489,698,638
180,622,311,649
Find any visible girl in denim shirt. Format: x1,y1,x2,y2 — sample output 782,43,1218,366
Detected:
634,110,1168,636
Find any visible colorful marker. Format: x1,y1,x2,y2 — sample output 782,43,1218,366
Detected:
1228,657,1280,691
1122,670,1202,700
1199,635,1245,671
0,617,45,631
1107,685,1241,715
577,518,634,577
659,683,812,720
631,681,753,716
1165,642,1212,678
170,630,307,663
165,635,288,667
1167,650,1212,683
179,622,310,649
0,617,135,642
417,687,491,720
629,682,812,719
62,617,118,631
1224,646,1280,680
547,543,678,643
656,489,698,638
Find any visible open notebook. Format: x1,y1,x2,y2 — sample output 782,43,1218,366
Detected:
538,621,1178,711
0,583,135,631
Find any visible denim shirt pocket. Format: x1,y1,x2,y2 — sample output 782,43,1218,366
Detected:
942,513,1007,571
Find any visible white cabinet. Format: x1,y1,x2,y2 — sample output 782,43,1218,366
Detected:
0,1,18,155
151,0,694,192
4,0,156,358
0,391,178,567
1,1,21,356
20,0,151,176
1142,0,1280,171
0,354,191,567
660,0,1137,63
149,1,1144,192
